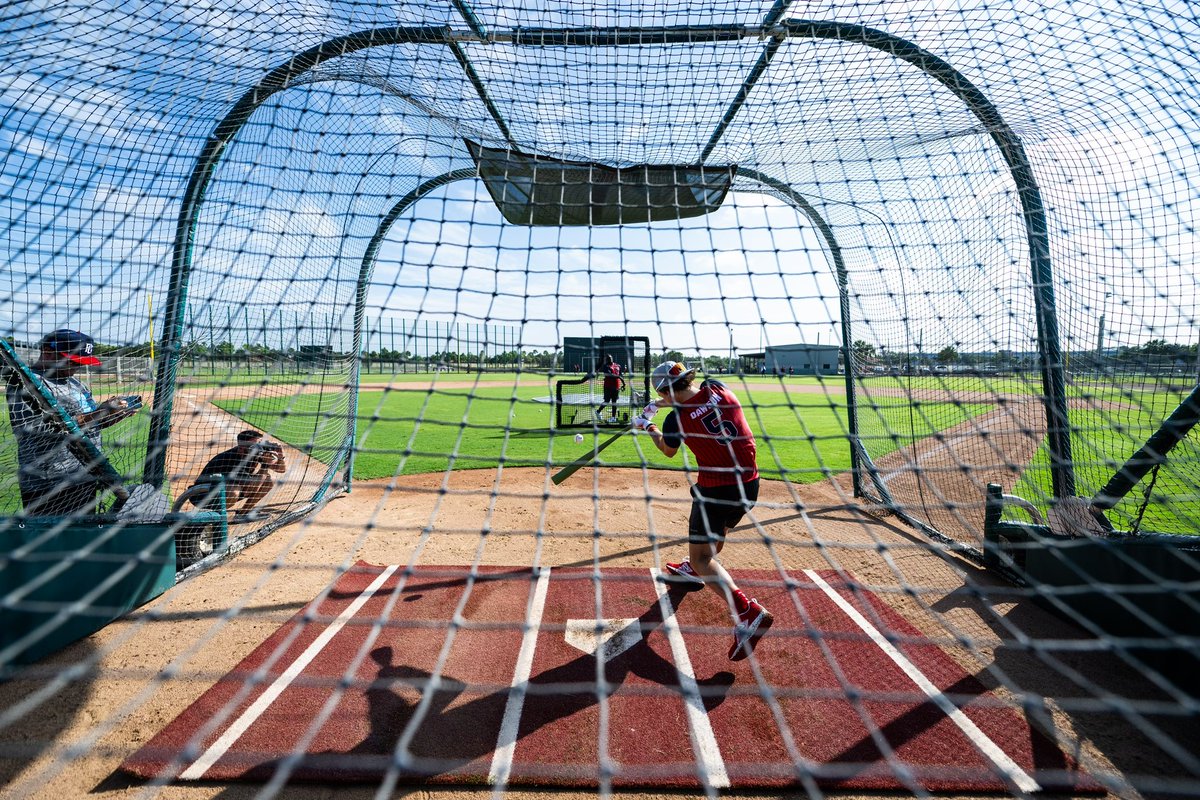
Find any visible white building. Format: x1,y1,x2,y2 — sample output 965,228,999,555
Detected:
764,344,842,375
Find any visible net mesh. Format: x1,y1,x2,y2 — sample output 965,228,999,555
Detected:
1,0,1199,797
554,336,650,428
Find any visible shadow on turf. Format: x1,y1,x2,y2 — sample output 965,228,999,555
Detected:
0,639,98,791
320,544,697,603
727,501,1157,794
806,497,1194,790
923,543,1195,797
108,586,733,787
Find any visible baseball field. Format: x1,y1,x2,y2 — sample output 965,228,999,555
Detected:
3,372,1193,799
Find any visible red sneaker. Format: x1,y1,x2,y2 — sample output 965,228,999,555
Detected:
728,598,773,661
663,559,705,589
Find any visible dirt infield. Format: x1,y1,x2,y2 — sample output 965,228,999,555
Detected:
166,388,354,508
862,398,1048,546
166,376,1125,540
1,462,1192,798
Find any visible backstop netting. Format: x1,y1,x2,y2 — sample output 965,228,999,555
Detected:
1,1,1198,798
555,336,651,428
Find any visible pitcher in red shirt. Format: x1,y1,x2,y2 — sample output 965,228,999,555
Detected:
599,354,626,423
634,360,772,660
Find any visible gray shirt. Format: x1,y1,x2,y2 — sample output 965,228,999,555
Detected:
6,371,100,493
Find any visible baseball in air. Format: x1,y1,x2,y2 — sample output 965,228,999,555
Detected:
575,433,585,443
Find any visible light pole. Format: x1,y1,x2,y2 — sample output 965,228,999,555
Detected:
1004,296,1013,373
1096,291,1111,373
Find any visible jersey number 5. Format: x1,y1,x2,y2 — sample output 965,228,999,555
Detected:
700,409,738,443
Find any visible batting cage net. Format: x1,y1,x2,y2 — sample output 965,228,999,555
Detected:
1,0,1199,797
555,336,651,428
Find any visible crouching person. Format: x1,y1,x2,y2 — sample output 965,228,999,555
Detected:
188,430,286,522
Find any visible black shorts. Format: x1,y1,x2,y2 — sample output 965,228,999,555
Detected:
688,478,759,544
188,476,258,509
603,384,621,403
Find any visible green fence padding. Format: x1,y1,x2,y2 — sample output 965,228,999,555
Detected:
0,516,189,667
984,484,1200,693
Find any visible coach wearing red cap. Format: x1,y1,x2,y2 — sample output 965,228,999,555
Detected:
6,329,141,515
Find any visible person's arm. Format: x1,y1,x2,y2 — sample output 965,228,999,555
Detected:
262,449,287,473
7,380,114,435
641,410,679,458
644,422,675,457
6,385,53,436
78,395,139,429
79,407,120,430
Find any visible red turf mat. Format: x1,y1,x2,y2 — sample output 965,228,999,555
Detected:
121,562,1100,793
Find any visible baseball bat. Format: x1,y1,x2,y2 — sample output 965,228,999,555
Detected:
551,428,630,485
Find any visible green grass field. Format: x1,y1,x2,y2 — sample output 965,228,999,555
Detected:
1015,406,1200,536
16,370,1196,535
177,367,842,392
861,372,1197,401
216,385,991,484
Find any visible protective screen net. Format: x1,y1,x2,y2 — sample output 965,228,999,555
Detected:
553,336,650,428
1,1,1198,797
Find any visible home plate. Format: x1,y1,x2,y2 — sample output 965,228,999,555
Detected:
564,618,641,659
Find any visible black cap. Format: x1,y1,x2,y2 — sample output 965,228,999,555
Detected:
41,329,100,366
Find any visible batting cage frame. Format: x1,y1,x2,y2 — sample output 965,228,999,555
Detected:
4,12,1200,797
554,336,651,429
125,15,1196,703
142,21,1074,540
9,14,1174,596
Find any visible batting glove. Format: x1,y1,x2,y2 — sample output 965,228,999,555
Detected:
632,415,653,430
641,402,659,419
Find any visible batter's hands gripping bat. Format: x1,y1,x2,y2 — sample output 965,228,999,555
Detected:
551,428,630,485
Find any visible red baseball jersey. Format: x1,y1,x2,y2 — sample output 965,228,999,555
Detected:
603,362,622,389
661,379,758,487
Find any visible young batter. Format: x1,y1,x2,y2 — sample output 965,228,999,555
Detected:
634,360,772,660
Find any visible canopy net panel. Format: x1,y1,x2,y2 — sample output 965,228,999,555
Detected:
1,1,1198,798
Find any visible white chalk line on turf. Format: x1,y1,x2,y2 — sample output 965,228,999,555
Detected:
180,564,400,780
803,569,1040,793
652,568,730,789
488,567,551,786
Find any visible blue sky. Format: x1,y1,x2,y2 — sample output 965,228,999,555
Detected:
1,0,1196,360
366,180,841,357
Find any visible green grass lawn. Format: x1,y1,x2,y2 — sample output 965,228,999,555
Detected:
1014,407,1200,536
174,366,626,393
859,372,1197,402
859,374,1045,396
217,385,991,484
178,367,842,391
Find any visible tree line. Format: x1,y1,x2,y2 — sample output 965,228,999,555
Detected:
851,338,1200,370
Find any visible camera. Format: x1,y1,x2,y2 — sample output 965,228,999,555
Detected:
250,440,283,461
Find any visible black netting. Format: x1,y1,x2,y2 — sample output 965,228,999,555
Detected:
2,2,1198,797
